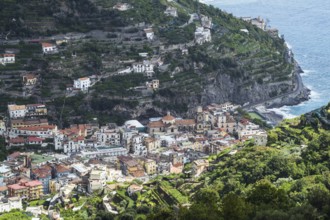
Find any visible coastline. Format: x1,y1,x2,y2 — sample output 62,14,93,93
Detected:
245,59,311,125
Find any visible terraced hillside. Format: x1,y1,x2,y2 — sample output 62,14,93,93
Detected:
0,0,309,125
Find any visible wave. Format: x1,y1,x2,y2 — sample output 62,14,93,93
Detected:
268,106,298,119
300,69,315,76
309,89,321,100
285,42,292,49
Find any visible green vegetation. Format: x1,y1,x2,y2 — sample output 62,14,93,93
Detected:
0,210,30,220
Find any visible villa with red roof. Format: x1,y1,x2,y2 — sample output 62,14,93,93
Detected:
41,42,57,54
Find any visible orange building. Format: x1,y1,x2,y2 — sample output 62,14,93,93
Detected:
8,180,43,200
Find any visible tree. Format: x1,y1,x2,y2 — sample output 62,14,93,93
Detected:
180,188,222,220
248,180,291,210
222,193,253,220
148,207,176,220
307,187,330,215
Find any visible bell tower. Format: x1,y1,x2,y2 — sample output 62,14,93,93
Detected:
196,106,204,133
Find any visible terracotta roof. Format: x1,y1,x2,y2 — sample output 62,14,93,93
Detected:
125,160,139,167
128,184,143,191
176,119,195,126
148,120,164,128
131,170,145,177
56,164,70,173
42,42,54,47
24,180,42,187
9,137,25,144
78,77,89,81
162,114,175,121
27,136,44,142
26,104,45,108
240,118,250,125
172,162,183,167
8,184,26,190
71,136,84,142
8,105,26,111
8,152,21,159
0,186,8,191
23,74,37,79
4,54,15,57
18,125,56,131
32,166,52,178
144,28,153,33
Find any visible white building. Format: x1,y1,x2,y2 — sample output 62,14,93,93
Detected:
238,120,262,139
95,126,121,146
131,135,147,156
63,136,85,154
0,165,14,180
146,79,159,90
164,6,178,17
195,27,212,45
253,131,268,146
73,77,91,91
144,28,154,40
132,63,145,73
54,133,65,151
88,169,107,193
201,15,212,29
42,43,57,54
79,146,128,159
8,104,27,119
0,119,6,136
9,125,57,139
132,61,154,77
0,197,23,213
113,3,132,11
0,54,15,65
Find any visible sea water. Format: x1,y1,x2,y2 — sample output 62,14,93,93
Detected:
206,0,330,118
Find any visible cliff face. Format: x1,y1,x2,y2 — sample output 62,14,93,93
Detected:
201,64,310,107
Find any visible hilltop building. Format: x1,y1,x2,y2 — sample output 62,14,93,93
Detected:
195,27,212,45
164,6,178,17
73,77,91,91
0,54,15,65
41,42,57,54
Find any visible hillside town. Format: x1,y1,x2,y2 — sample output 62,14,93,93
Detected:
0,100,267,219
0,1,287,219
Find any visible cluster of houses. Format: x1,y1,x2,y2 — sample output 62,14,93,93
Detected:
1,101,267,191
0,4,274,217
0,103,268,216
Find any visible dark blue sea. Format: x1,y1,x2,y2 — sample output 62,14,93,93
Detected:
207,0,330,118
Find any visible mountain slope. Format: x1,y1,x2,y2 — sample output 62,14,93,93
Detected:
0,0,309,125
